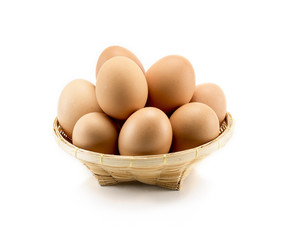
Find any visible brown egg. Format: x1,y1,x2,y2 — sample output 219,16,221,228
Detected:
191,83,227,123
170,102,219,152
57,79,103,138
119,107,172,156
96,46,145,76
96,56,148,120
145,55,195,114
72,112,118,154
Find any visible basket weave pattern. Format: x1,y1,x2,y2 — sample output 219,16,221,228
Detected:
53,113,234,190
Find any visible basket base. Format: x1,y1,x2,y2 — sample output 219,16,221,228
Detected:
92,163,197,191
95,175,181,190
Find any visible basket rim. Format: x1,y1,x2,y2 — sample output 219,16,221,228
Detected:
53,112,234,163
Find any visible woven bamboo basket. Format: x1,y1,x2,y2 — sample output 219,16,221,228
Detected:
53,112,234,190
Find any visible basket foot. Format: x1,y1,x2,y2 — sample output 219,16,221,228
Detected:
94,174,118,186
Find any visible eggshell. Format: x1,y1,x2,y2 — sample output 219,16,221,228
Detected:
119,107,172,156
191,83,227,123
170,102,219,152
72,112,118,154
96,46,145,76
57,79,103,138
145,55,195,114
96,56,148,120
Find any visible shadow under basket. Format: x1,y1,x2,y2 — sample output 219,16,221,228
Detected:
53,113,234,190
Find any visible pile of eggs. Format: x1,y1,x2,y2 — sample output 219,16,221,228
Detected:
57,46,227,156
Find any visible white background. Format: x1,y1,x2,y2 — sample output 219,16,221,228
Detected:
1,0,288,239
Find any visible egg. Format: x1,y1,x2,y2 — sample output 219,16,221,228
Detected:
96,56,148,120
170,102,219,151
145,55,195,114
96,46,145,76
57,79,103,138
191,83,227,123
118,107,172,156
72,112,118,154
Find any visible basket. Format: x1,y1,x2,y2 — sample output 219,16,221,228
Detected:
53,112,234,190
